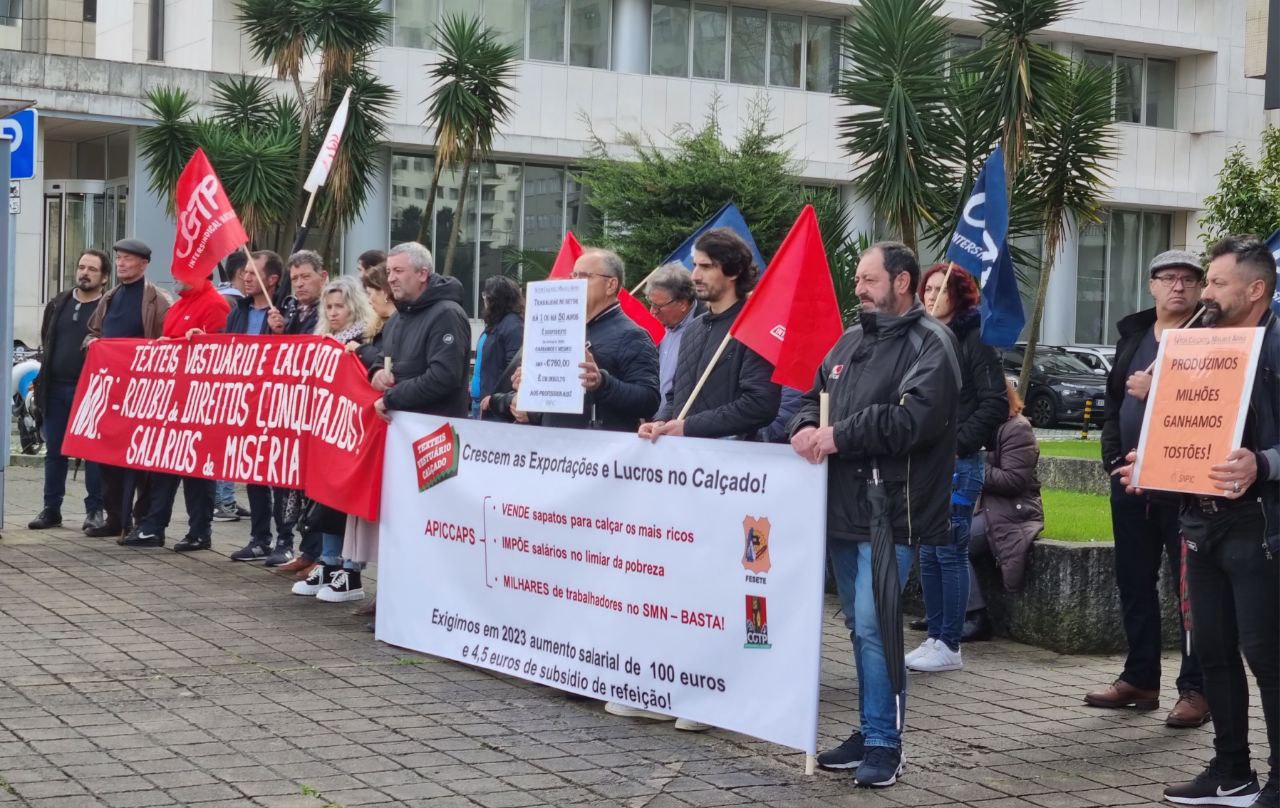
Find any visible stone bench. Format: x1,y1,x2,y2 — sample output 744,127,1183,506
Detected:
1037,454,1110,495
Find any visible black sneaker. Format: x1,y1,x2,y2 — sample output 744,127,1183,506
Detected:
816,732,865,770
234,504,251,518
317,569,364,602
85,521,122,538
263,546,294,567
211,503,240,522
854,746,905,788
118,528,164,548
28,508,62,529
173,534,211,552
81,509,107,533
1258,776,1278,808
230,542,271,562
1165,762,1259,806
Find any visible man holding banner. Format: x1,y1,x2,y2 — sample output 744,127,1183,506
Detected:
790,242,960,788
1117,236,1279,807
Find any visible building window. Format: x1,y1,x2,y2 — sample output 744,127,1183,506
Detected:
529,0,565,61
147,0,164,60
1083,51,1175,129
569,0,609,68
83,0,96,23
396,0,525,53
1075,209,1173,344
654,4,837,92
0,0,21,25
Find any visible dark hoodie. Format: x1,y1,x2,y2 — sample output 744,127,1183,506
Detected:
378,272,471,416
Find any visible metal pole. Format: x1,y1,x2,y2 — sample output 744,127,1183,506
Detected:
0,131,13,530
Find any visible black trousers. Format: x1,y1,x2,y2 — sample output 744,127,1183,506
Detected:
246,484,294,549
99,465,151,533
1109,479,1202,693
139,474,213,538
1184,503,1278,779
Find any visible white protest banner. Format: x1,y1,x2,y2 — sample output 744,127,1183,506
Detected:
516,279,587,414
378,415,828,753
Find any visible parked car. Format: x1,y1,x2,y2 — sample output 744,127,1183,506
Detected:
1059,344,1115,376
1002,346,1107,428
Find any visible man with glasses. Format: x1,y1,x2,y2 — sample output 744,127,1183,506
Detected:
1088,249,1208,728
519,249,659,431
643,263,704,412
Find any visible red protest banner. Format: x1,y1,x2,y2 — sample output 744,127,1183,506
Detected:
171,148,250,287
62,334,386,521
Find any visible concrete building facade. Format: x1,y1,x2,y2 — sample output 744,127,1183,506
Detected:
0,0,1271,346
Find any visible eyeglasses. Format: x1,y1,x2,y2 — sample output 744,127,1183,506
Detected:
647,298,681,312
569,272,614,282
1152,274,1202,288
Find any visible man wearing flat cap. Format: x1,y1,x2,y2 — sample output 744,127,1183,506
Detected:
1086,249,1209,728
84,238,171,540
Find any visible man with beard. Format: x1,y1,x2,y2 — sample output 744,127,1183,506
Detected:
1117,236,1279,808
789,241,960,788
1087,250,1209,728
28,249,110,533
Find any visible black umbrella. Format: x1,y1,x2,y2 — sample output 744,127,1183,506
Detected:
867,460,906,731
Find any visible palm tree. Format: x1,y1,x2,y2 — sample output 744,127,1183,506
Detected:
416,14,517,251
834,0,950,253
1016,62,1116,396
437,18,520,276
137,88,196,215
970,0,1075,176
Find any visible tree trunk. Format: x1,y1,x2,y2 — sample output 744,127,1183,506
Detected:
323,218,339,275
897,207,916,254
415,152,448,246
442,146,475,277
1017,226,1062,398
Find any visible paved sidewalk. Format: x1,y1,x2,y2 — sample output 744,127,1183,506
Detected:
0,466,1266,807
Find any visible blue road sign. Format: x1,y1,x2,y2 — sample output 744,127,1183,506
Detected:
0,109,37,181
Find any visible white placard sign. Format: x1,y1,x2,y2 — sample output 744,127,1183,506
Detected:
516,278,587,414
378,414,828,753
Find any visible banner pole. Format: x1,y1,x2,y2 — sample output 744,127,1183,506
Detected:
675,332,733,421
805,754,816,776
629,265,660,297
807,389,830,775
930,261,956,317
300,191,317,230
1144,305,1205,374
241,244,279,314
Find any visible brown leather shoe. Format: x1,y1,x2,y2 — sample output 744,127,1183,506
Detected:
1084,679,1159,710
275,556,312,574
1165,691,1211,727
294,563,319,580
354,596,376,617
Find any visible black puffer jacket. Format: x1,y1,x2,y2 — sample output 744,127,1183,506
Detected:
541,303,660,432
1101,307,1156,472
224,295,274,335
479,312,522,400
790,303,961,546
378,273,471,417
949,308,1008,456
654,298,780,439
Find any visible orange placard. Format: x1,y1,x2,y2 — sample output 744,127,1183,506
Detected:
1132,327,1264,495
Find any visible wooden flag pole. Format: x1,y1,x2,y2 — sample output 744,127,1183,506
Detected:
300,191,317,230
930,261,957,317
630,266,661,297
241,244,279,314
675,331,734,421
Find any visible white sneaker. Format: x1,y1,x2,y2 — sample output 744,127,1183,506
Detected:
291,565,327,596
904,638,936,666
674,718,712,732
603,701,674,721
908,642,963,672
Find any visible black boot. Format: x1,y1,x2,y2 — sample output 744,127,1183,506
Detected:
961,609,992,642
28,508,62,529
173,534,212,552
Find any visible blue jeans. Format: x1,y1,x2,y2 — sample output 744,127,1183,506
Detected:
828,539,914,750
920,454,984,650
214,480,236,507
319,531,364,571
41,382,103,512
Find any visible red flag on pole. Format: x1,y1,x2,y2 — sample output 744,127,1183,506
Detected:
546,231,664,343
171,148,250,287
729,205,842,389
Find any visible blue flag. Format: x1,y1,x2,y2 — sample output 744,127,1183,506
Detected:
1266,227,1280,316
663,201,767,274
946,146,1024,347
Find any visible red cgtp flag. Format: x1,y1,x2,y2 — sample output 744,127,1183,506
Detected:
171,148,250,287
547,231,664,343
729,205,842,389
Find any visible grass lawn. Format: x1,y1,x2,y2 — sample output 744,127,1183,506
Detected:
1038,439,1102,460
1040,488,1112,542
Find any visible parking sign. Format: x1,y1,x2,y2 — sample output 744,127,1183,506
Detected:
0,108,37,181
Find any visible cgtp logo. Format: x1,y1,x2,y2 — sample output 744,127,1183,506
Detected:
769,324,786,341
744,595,771,649
175,175,222,260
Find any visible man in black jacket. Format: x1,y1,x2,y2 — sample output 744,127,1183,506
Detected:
371,241,471,418
789,241,960,789
28,249,110,533
515,249,659,431
268,250,324,338
1088,249,1208,729
642,228,780,441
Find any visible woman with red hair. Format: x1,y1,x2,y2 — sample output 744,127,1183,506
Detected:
906,264,1008,672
